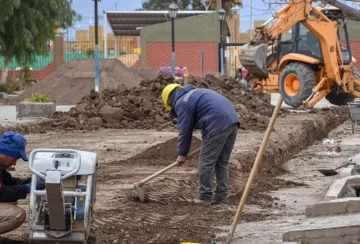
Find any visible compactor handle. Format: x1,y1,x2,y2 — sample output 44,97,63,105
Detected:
28,149,81,180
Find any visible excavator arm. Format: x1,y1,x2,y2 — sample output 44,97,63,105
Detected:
239,0,343,85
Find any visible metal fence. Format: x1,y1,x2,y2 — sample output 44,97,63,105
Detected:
64,37,140,67
0,36,140,71
0,54,54,71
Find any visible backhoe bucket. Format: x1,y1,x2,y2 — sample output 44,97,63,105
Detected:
239,43,268,79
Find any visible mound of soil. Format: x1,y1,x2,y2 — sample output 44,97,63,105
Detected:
120,137,202,167
17,59,144,105
51,74,274,132
132,67,159,80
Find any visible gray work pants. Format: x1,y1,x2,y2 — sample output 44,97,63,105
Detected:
0,203,26,234
198,123,238,201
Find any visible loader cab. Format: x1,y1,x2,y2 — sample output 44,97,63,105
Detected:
277,13,352,66
277,23,323,63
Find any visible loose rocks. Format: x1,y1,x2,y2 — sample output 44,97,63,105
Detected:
52,74,273,131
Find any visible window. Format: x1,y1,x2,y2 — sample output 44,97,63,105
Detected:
279,26,295,57
337,19,351,64
297,23,322,59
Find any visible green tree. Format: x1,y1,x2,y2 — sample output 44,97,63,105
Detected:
0,0,76,84
191,0,205,10
142,0,191,10
141,0,242,15
217,0,243,15
0,0,20,33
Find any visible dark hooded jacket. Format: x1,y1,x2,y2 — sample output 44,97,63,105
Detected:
170,84,240,156
0,165,30,202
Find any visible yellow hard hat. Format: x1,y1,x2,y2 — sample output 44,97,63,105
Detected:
162,83,182,111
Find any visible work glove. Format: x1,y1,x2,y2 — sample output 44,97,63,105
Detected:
24,179,46,193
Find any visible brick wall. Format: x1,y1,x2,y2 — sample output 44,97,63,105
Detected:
0,35,65,82
349,41,360,70
146,42,218,77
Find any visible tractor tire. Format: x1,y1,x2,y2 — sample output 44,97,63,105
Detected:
325,66,360,106
279,62,316,108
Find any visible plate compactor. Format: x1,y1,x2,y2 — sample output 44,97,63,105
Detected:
28,149,98,244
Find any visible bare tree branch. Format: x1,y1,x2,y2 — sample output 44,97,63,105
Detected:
316,0,360,20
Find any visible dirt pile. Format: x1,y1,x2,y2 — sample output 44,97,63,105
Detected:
51,74,274,131
132,67,159,80
121,137,202,166
187,75,274,130
17,59,144,105
52,74,177,131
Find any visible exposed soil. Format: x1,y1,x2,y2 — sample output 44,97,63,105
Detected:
17,59,144,105
120,137,203,167
132,67,159,81
0,238,27,244
0,106,349,244
90,107,348,243
0,119,54,135
51,74,274,132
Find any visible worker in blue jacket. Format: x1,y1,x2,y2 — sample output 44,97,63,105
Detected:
0,132,45,234
162,84,240,205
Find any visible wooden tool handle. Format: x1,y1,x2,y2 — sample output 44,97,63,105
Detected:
139,147,201,185
333,162,349,171
333,161,356,171
226,95,283,244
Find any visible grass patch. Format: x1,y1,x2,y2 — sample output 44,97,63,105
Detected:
25,92,49,103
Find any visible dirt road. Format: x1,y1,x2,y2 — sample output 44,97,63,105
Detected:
0,106,349,244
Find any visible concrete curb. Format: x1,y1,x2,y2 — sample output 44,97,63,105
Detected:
16,102,56,119
325,175,360,200
305,197,360,217
283,213,360,244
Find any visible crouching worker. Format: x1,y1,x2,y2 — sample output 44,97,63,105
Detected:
0,132,45,234
162,84,240,205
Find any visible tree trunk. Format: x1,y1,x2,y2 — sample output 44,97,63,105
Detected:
0,55,10,85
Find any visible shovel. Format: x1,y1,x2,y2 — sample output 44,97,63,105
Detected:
318,162,356,176
134,147,201,203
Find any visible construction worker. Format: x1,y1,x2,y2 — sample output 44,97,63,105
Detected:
162,84,240,205
0,131,45,234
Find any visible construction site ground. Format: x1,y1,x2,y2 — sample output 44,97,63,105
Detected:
1,94,357,243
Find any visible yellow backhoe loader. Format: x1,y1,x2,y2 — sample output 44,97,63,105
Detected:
239,0,360,108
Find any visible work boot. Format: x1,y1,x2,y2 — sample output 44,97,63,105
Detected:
193,198,211,205
211,198,229,205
